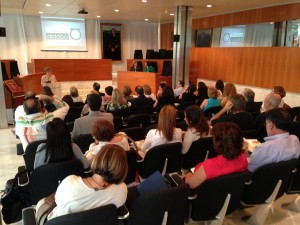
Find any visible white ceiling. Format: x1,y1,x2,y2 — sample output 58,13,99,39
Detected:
1,0,300,23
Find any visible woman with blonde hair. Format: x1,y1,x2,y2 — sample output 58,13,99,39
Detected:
200,86,221,112
47,144,128,220
221,82,237,107
70,86,83,103
106,88,128,112
140,105,182,157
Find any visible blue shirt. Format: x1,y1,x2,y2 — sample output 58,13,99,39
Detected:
203,98,221,112
248,132,300,172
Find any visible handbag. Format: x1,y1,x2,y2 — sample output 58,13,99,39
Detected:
1,170,30,224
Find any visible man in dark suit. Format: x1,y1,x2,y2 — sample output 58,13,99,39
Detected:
130,86,154,115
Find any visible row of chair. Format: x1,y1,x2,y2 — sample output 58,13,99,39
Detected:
22,157,300,225
134,49,173,60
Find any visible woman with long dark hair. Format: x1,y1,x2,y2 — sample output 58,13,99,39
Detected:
34,118,89,170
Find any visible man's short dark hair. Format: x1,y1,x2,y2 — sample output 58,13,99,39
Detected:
265,108,291,131
87,94,102,111
179,80,185,87
93,82,100,91
105,86,113,96
135,86,144,96
23,98,41,115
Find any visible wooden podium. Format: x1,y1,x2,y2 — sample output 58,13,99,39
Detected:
117,71,172,94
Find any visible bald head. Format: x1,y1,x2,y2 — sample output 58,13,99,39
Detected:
23,98,41,115
264,93,281,111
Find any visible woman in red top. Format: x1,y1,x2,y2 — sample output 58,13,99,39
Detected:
185,122,248,189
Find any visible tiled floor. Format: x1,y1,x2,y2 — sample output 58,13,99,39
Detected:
0,127,299,225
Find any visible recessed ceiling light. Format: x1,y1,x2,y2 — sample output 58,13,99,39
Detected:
45,3,51,7
38,11,43,14
170,13,174,16
207,4,212,8
115,9,119,12
145,18,149,21
142,0,148,2
97,16,101,18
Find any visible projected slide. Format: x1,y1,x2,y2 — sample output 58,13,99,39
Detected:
41,17,87,51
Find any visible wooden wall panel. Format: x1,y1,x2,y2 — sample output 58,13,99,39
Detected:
160,23,174,50
189,48,300,93
192,3,300,29
31,59,112,82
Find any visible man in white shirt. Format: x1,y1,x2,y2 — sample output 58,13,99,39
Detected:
173,80,185,98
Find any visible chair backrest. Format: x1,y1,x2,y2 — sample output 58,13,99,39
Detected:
242,129,257,139
190,171,248,221
138,142,182,178
162,60,172,76
166,50,173,59
159,49,167,59
176,120,188,131
241,158,299,205
111,107,131,117
45,204,118,225
289,122,300,141
73,134,94,153
134,50,143,59
145,124,158,135
9,60,20,77
119,126,146,141
126,184,189,225
146,49,154,59
181,137,216,170
286,158,300,194
23,140,47,171
125,148,138,185
126,114,151,128
203,106,223,119
29,159,84,204
113,117,124,132
288,106,300,122
150,61,158,72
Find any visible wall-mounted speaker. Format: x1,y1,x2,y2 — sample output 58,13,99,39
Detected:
173,34,180,42
0,27,6,37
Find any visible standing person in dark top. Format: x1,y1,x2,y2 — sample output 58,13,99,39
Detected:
104,28,121,60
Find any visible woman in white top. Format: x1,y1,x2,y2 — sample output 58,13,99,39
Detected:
140,105,182,157
47,144,128,220
70,86,83,103
41,67,57,87
182,105,210,154
85,119,129,164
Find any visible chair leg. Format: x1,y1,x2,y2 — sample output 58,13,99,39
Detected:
282,194,300,212
161,211,168,225
162,158,168,176
210,194,231,225
245,180,282,225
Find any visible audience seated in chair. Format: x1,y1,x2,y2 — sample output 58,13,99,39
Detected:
71,94,113,139
200,86,221,112
154,85,175,112
34,118,89,171
220,82,237,107
43,144,128,221
182,105,210,154
211,94,254,131
241,88,262,113
178,84,197,108
248,108,300,172
15,94,69,151
129,86,154,115
122,85,134,102
84,119,129,164
184,122,248,189
69,86,83,103
196,82,208,106
106,88,128,113
273,85,291,109
139,105,182,158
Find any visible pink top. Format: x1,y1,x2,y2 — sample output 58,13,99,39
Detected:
195,153,248,180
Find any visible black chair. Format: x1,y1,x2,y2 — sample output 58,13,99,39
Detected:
283,158,300,212
113,117,125,132
125,184,189,225
28,160,84,204
146,49,155,59
137,61,143,71
9,60,20,77
138,142,182,179
145,124,157,135
1,61,9,80
119,126,146,141
240,159,298,225
176,120,188,131
242,129,257,139
289,121,300,141
162,60,172,76
166,50,173,59
246,101,263,113
22,204,118,225
125,148,138,185
64,113,77,123
203,106,223,119
110,108,131,118
73,134,94,154
150,61,158,72
23,140,47,171
125,114,151,128
158,49,167,59
288,106,300,122
73,102,85,117
181,137,216,170
153,51,160,59
134,49,143,59
189,171,248,223
177,101,195,110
